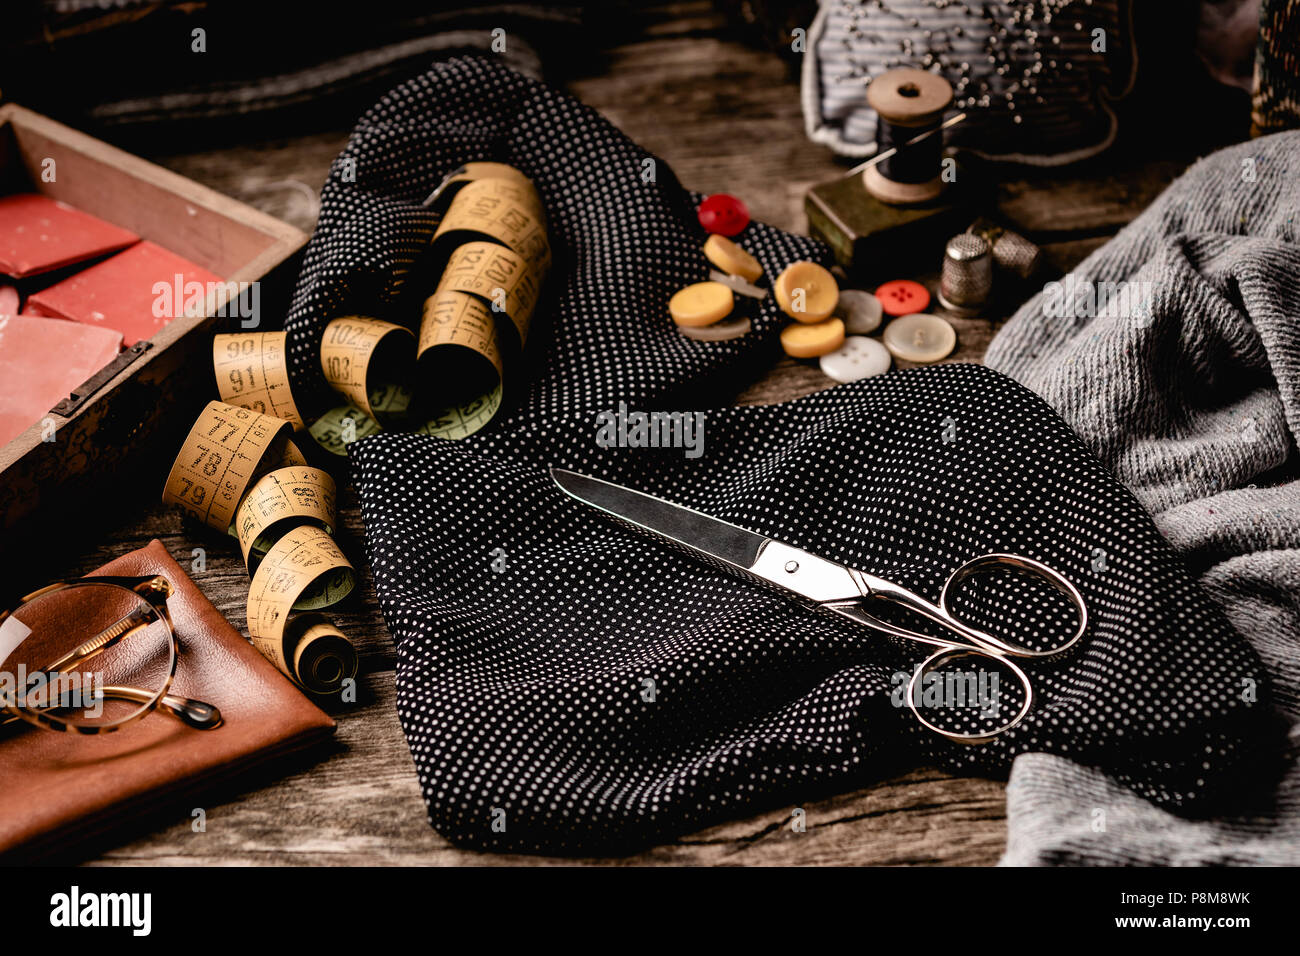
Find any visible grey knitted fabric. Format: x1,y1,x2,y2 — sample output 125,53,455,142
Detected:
986,130,1300,865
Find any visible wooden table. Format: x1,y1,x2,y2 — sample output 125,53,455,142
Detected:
59,5,1192,866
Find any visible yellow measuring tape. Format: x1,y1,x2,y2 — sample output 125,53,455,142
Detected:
235,465,337,573
212,331,305,428
432,176,550,275
163,163,548,693
162,401,357,695
313,163,550,446
246,525,356,695
163,400,294,534
319,317,417,425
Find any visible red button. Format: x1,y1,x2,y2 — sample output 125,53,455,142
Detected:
875,279,930,317
698,194,750,236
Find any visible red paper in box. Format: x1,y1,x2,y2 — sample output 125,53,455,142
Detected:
26,240,224,346
0,314,123,447
0,194,139,278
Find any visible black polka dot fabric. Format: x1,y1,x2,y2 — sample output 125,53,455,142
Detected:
351,363,1266,853
287,56,1266,853
282,55,824,418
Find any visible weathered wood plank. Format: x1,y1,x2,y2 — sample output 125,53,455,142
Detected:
993,161,1188,239
91,677,1007,867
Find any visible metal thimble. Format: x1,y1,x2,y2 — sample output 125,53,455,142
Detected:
938,233,993,315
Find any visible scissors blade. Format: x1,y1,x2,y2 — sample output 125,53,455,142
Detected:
550,468,864,604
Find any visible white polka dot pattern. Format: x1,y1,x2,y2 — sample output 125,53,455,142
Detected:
282,56,828,420
350,362,1267,853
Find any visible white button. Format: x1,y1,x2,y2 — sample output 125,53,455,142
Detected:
882,313,956,363
678,316,751,341
819,335,892,382
835,289,883,334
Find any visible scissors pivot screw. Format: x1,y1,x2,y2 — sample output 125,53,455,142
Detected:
784,561,800,573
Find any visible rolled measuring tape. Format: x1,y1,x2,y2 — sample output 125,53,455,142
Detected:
279,438,309,467
421,165,547,391
416,164,547,439
315,179,548,446
162,166,552,689
416,289,505,440
162,400,294,533
307,402,383,458
423,161,536,214
247,525,357,695
409,238,544,439
319,316,417,426
432,176,550,275
435,240,541,346
235,465,338,574
164,402,357,695
310,162,549,452
212,331,305,428
283,614,357,696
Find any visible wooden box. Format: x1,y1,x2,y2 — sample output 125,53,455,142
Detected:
805,171,980,278
0,105,308,579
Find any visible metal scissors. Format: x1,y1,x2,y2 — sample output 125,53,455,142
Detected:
552,468,1088,744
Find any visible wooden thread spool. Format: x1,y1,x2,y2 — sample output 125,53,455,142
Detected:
864,67,954,206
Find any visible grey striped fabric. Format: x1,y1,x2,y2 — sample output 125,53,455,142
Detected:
986,130,1300,865
803,0,1135,163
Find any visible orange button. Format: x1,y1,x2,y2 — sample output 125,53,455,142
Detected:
775,261,839,323
703,235,763,283
668,281,734,327
780,317,845,358
875,279,930,317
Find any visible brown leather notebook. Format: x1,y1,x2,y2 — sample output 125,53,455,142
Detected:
0,539,336,862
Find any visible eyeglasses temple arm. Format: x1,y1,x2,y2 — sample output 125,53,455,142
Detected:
100,685,223,730
32,600,223,731
0,687,222,731
41,605,153,675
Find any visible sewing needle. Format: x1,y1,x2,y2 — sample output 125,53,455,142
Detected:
843,112,968,178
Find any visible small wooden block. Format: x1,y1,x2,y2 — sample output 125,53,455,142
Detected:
0,314,123,446
26,240,223,347
805,171,976,277
0,193,139,279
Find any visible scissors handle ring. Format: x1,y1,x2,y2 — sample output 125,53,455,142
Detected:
939,552,1088,660
907,646,1035,744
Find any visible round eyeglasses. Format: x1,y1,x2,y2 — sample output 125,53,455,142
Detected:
0,576,222,734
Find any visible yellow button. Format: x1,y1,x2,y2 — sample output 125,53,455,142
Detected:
780,317,845,358
669,281,734,327
703,235,763,283
775,261,839,323
882,312,956,363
